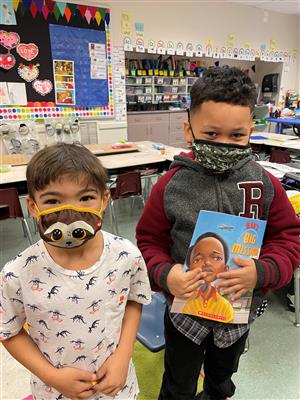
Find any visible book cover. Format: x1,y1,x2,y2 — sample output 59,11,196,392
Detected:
171,211,267,324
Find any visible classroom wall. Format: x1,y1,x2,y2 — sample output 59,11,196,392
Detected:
68,0,299,102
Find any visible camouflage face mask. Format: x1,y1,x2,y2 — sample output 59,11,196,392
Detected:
192,139,252,172
35,204,104,248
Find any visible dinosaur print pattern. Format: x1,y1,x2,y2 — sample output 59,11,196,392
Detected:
0,231,151,399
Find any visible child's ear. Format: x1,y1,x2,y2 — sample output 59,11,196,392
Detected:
184,120,193,144
101,190,110,212
26,196,38,218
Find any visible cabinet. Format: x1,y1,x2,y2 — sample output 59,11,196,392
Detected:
169,112,188,148
127,113,169,143
127,111,188,148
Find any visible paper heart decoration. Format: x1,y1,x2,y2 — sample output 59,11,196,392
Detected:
18,64,39,82
0,53,16,70
17,43,39,61
0,30,20,50
32,79,53,96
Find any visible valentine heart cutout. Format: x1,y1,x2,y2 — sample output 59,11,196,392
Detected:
17,43,39,61
32,79,53,96
0,53,16,70
0,30,20,50
18,64,39,82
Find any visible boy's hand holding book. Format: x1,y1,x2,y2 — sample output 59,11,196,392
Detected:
167,263,207,299
216,257,257,301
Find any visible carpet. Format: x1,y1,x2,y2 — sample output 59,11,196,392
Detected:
133,341,203,400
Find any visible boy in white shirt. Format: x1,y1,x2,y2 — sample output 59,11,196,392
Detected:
0,143,151,400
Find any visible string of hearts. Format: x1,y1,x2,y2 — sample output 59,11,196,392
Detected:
0,30,39,71
17,64,53,96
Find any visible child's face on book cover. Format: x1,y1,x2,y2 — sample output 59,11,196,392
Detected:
190,237,226,283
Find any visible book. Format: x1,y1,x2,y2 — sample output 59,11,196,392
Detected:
171,211,267,324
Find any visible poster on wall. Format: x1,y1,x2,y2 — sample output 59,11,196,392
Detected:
89,43,107,79
0,1,17,25
53,60,76,105
49,24,109,108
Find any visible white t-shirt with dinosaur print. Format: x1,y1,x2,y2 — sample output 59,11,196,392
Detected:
0,231,152,400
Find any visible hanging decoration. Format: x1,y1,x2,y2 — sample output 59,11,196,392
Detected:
0,30,20,49
18,63,40,81
16,43,39,61
0,52,16,69
32,79,53,96
6,1,110,26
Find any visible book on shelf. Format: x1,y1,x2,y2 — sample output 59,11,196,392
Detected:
171,210,267,324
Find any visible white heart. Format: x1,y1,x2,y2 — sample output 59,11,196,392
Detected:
32,79,53,96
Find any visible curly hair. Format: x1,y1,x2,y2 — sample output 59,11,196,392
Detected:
190,66,257,113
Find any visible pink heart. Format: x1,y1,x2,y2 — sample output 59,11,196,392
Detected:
17,43,39,61
0,53,16,70
32,79,53,96
0,30,20,50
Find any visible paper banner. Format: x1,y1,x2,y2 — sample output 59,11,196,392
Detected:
35,0,43,12
12,1,110,26
227,33,235,47
29,1,38,18
13,0,20,11
95,11,101,26
64,6,71,22
121,12,132,36
42,3,49,19
22,0,31,11
89,6,98,19
85,8,92,24
0,1,17,25
270,39,277,51
52,3,61,21
45,0,55,13
77,5,87,18
104,9,110,26
135,22,144,40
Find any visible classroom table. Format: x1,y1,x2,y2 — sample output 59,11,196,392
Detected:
0,141,187,193
250,132,300,151
265,117,300,134
0,143,140,167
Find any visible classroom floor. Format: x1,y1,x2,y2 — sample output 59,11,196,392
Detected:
1,197,300,400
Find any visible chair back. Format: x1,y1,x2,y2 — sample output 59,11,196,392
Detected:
269,150,291,164
112,171,142,199
0,188,24,219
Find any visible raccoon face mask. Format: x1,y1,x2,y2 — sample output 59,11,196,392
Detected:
35,204,104,248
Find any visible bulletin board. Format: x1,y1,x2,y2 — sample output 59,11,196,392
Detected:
0,0,113,121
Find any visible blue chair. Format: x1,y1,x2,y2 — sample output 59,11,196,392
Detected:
137,292,167,352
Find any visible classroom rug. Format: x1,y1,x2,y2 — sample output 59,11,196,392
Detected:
133,341,203,400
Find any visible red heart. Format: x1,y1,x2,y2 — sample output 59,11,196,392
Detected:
0,31,20,50
17,43,39,61
0,53,16,70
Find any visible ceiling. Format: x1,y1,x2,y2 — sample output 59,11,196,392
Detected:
226,0,300,16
